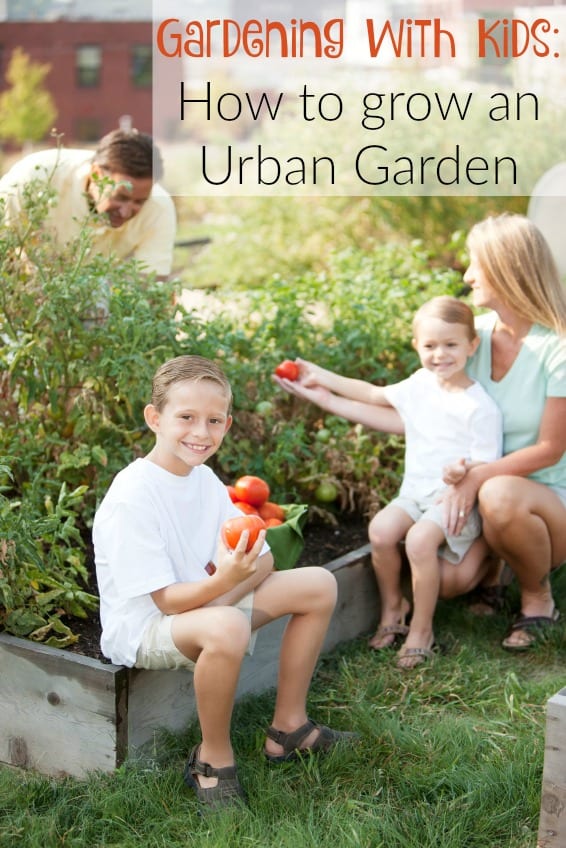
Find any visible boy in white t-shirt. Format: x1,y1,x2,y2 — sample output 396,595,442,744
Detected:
93,355,355,810
275,297,502,669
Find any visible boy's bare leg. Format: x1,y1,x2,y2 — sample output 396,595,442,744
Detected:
368,506,414,648
251,566,340,756
172,606,250,788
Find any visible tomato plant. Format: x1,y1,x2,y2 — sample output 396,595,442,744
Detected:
274,360,299,381
234,475,270,507
221,514,266,552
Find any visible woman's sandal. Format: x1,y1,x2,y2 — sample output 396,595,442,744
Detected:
502,608,561,651
183,745,247,810
264,719,359,763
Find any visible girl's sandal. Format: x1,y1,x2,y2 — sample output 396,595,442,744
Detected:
368,622,409,650
396,643,437,670
264,719,359,763
183,745,247,810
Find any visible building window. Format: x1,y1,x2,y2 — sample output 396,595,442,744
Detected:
131,45,152,88
74,117,102,142
76,45,101,88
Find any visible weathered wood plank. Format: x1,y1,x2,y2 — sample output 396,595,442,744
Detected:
0,633,128,777
538,689,566,848
325,544,378,648
1,545,378,776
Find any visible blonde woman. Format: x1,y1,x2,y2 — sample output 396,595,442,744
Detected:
443,213,566,649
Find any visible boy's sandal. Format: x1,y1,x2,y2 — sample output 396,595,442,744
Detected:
264,719,359,763
502,608,560,651
183,745,246,810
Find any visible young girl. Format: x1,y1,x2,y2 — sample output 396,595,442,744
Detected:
275,296,502,668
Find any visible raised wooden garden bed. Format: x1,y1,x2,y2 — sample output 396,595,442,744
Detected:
0,544,377,778
538,687,566,848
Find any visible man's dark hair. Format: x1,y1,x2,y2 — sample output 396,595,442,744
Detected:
92,129,164,181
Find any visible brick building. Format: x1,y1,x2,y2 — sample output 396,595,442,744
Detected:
0,19,179,143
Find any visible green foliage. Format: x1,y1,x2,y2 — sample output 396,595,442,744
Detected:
0,48,57,146
0,176,195,641
0,172,479,641
175,194,526,290
0,474,96,648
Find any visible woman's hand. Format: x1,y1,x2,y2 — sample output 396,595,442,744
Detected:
440,473,480,536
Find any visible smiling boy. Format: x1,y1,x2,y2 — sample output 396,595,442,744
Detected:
93,355,356,809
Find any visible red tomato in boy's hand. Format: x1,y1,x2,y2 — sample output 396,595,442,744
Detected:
233,475,270,507
274,360,299,381
221,515,266,552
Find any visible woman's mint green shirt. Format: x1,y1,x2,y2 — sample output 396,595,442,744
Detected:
467,311,566,488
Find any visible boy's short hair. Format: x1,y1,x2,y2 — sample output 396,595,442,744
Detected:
151,355,232,412
93,129,163,181
412,296,476,341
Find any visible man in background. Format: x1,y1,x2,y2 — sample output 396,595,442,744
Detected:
0,128,176,281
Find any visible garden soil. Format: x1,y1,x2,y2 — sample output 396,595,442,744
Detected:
67,514,370,661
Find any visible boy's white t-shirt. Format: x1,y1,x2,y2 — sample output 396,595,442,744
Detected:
384,368,503,499
93,458,266,666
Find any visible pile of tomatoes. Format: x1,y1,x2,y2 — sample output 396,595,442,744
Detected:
222,475,288,552
226,475,286,526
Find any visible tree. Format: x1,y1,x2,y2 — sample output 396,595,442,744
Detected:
0,47,57,148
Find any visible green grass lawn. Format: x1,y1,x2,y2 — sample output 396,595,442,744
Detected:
1,566,564,848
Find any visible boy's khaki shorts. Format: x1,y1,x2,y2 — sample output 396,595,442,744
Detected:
135,592,256,671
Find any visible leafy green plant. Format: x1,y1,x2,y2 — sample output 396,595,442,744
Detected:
0,464,96,647
1,164,478,644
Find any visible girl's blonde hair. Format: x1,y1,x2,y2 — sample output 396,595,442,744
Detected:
151,355,232,412
413,295,477,341
467,213,566,334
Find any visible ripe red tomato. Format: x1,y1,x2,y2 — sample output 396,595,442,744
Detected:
233,500,259,515
221,515,266,552
274,360,299,381
264,517,283,528
258,501,286,522
233,475,270,507
226,485,238,503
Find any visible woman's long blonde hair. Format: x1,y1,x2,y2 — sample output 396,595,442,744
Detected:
467,213,566,334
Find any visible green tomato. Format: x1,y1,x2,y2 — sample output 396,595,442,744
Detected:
255,400,274,416
316,428,331,443
315,481,338,503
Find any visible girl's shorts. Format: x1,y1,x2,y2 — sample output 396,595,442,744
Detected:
389,491,481,565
